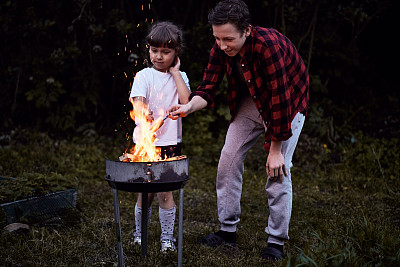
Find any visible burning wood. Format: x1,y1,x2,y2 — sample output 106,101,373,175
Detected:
119,154,187,162
121,98,175,163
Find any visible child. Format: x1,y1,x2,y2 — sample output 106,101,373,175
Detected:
129,21,190,252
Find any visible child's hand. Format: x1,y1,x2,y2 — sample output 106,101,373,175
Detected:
145,110,154,122
169,56,181,74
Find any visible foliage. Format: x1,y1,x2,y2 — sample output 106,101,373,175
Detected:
1,0,397,147
1,129,399,266
0,0,148,133
0,129,121,204
285,219,400,266
0,173,76,204
340,132,400,193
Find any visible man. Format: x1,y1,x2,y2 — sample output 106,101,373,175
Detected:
167,0,309,261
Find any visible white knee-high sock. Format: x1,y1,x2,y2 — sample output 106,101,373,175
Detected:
159,206,176,240
134,204,152,237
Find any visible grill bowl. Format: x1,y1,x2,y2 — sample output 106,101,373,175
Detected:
105,156,189,193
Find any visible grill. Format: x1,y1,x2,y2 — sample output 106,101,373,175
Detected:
105,156,189,267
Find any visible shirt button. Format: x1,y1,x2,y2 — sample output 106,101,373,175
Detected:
241,64,244,67
247,80,251,83
253,95,257,99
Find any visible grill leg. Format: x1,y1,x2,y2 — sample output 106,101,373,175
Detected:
112,188,124,267
141,193,149,257
178,188,184,267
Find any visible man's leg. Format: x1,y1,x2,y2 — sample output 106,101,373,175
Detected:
217,115,264,232
262,112,305,259
200,97,264,246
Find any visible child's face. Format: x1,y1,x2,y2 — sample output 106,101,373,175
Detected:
149,45,177,72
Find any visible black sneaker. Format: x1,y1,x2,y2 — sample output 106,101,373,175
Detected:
261,246,284,261
199,232,236,247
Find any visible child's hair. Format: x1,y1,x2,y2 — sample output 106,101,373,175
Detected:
145,21,183,54
208,0,251,33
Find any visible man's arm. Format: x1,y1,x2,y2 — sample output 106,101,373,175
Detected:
167,96,208,119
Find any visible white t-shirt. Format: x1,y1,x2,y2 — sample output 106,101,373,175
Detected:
129,67,190,146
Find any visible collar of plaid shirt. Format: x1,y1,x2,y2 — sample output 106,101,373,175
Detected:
191,26,309,151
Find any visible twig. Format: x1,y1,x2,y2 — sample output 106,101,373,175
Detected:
11,68,21,118
371,147,384,179
72,0,89,24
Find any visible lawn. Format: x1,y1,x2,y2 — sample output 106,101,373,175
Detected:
1,129,399,266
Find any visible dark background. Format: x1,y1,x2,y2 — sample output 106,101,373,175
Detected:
1,0,398,144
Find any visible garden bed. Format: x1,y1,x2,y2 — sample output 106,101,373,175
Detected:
0,188,77,225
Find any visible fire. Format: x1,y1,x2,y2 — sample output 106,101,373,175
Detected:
120,98,164,162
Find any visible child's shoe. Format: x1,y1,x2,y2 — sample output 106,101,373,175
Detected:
160,239,176,252
131,236,141,246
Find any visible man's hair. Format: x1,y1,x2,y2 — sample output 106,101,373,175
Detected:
208,0,251,33
145,21,183,53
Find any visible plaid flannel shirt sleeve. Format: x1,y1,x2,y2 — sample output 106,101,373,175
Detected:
257,29,308,148
260,44,292,143
189,42,225,108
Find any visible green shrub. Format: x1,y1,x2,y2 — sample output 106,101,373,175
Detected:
341,132,400,193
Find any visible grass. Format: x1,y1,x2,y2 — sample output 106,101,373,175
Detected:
1,129,399,266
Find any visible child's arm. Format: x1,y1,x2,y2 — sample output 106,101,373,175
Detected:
169,57,191,104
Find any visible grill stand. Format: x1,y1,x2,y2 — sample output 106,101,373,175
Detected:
112,188,124,267
110,183,185,267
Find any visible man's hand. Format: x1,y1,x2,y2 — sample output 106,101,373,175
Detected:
166,104,191,120
167,96,208,120
266,141,288,182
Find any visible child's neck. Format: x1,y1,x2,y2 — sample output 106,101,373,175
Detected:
153,66,169,73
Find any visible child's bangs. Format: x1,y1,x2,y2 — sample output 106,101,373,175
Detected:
147,31,177,49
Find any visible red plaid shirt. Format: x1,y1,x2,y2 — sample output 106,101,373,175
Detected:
190,26,309,151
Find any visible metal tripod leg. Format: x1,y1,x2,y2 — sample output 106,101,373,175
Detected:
178,188,184,267
141,193,149,257
112,188,124,267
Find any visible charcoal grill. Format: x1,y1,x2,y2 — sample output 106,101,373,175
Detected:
105,156,189,267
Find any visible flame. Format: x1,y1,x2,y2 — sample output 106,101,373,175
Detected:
121,98,164,162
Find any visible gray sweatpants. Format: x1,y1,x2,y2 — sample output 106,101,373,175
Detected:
217,96,305,245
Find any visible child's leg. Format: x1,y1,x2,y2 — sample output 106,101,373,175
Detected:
134,193,155,238
157,191,176,240
136,192,155,208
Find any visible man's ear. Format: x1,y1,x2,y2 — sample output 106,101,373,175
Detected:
244,26,251,37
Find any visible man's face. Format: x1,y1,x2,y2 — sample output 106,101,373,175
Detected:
212,23,250,57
